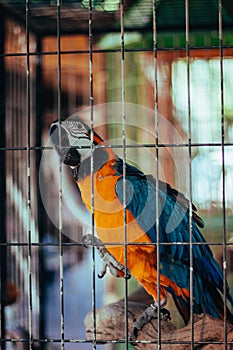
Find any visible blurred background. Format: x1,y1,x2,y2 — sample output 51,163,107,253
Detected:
0,0,233,349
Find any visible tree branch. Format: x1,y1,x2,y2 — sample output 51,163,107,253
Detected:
84,300,233,349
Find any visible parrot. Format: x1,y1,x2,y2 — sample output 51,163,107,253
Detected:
49,117,233,340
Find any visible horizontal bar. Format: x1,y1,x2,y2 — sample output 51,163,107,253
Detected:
3,337,233,345
1,241,233,247
0,142,233,152
1,44,233,58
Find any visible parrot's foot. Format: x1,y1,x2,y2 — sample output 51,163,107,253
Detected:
130,301,170,343
82,234,131,279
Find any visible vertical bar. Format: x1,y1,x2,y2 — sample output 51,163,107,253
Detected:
0,9,6,350
218,1,227,349
120,0,129,347
185,1,194,349
88,0,97,348
152,1,161,348
25,1,33,349
56,1,65,349
35,36,46,350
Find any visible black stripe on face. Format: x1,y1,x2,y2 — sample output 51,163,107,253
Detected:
63,148,81,166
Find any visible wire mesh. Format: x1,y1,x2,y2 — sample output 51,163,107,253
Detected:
1,0,233,349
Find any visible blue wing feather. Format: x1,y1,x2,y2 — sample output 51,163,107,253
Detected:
114,158,233,321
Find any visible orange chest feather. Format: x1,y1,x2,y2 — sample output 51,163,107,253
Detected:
77,163,153,245
77,160,121,211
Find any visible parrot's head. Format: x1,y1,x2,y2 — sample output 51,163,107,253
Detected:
49,118,104,167
49,118,106,167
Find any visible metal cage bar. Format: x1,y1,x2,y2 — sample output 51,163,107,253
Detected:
185,0,195,349
0,9,7,350
119,0,130,348
219,1,228,349
25,1,33,348
88,0,98,348
152,1,162,348
56,1,65,349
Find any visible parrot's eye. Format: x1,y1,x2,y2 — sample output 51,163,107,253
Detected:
76,122,84,130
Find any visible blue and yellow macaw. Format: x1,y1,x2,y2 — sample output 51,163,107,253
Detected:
50,118,233,338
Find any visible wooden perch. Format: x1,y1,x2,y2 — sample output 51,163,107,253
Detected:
84,300,233,349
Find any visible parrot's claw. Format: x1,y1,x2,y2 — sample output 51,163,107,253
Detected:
82,234,131,279
97,263,108,279
129,303,170,343
98,260,123,279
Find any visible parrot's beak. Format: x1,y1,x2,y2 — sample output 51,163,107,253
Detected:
49,121,81,167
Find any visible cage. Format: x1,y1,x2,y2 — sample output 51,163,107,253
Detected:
0,1,233,349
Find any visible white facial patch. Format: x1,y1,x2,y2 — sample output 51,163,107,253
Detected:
70,136,92,160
